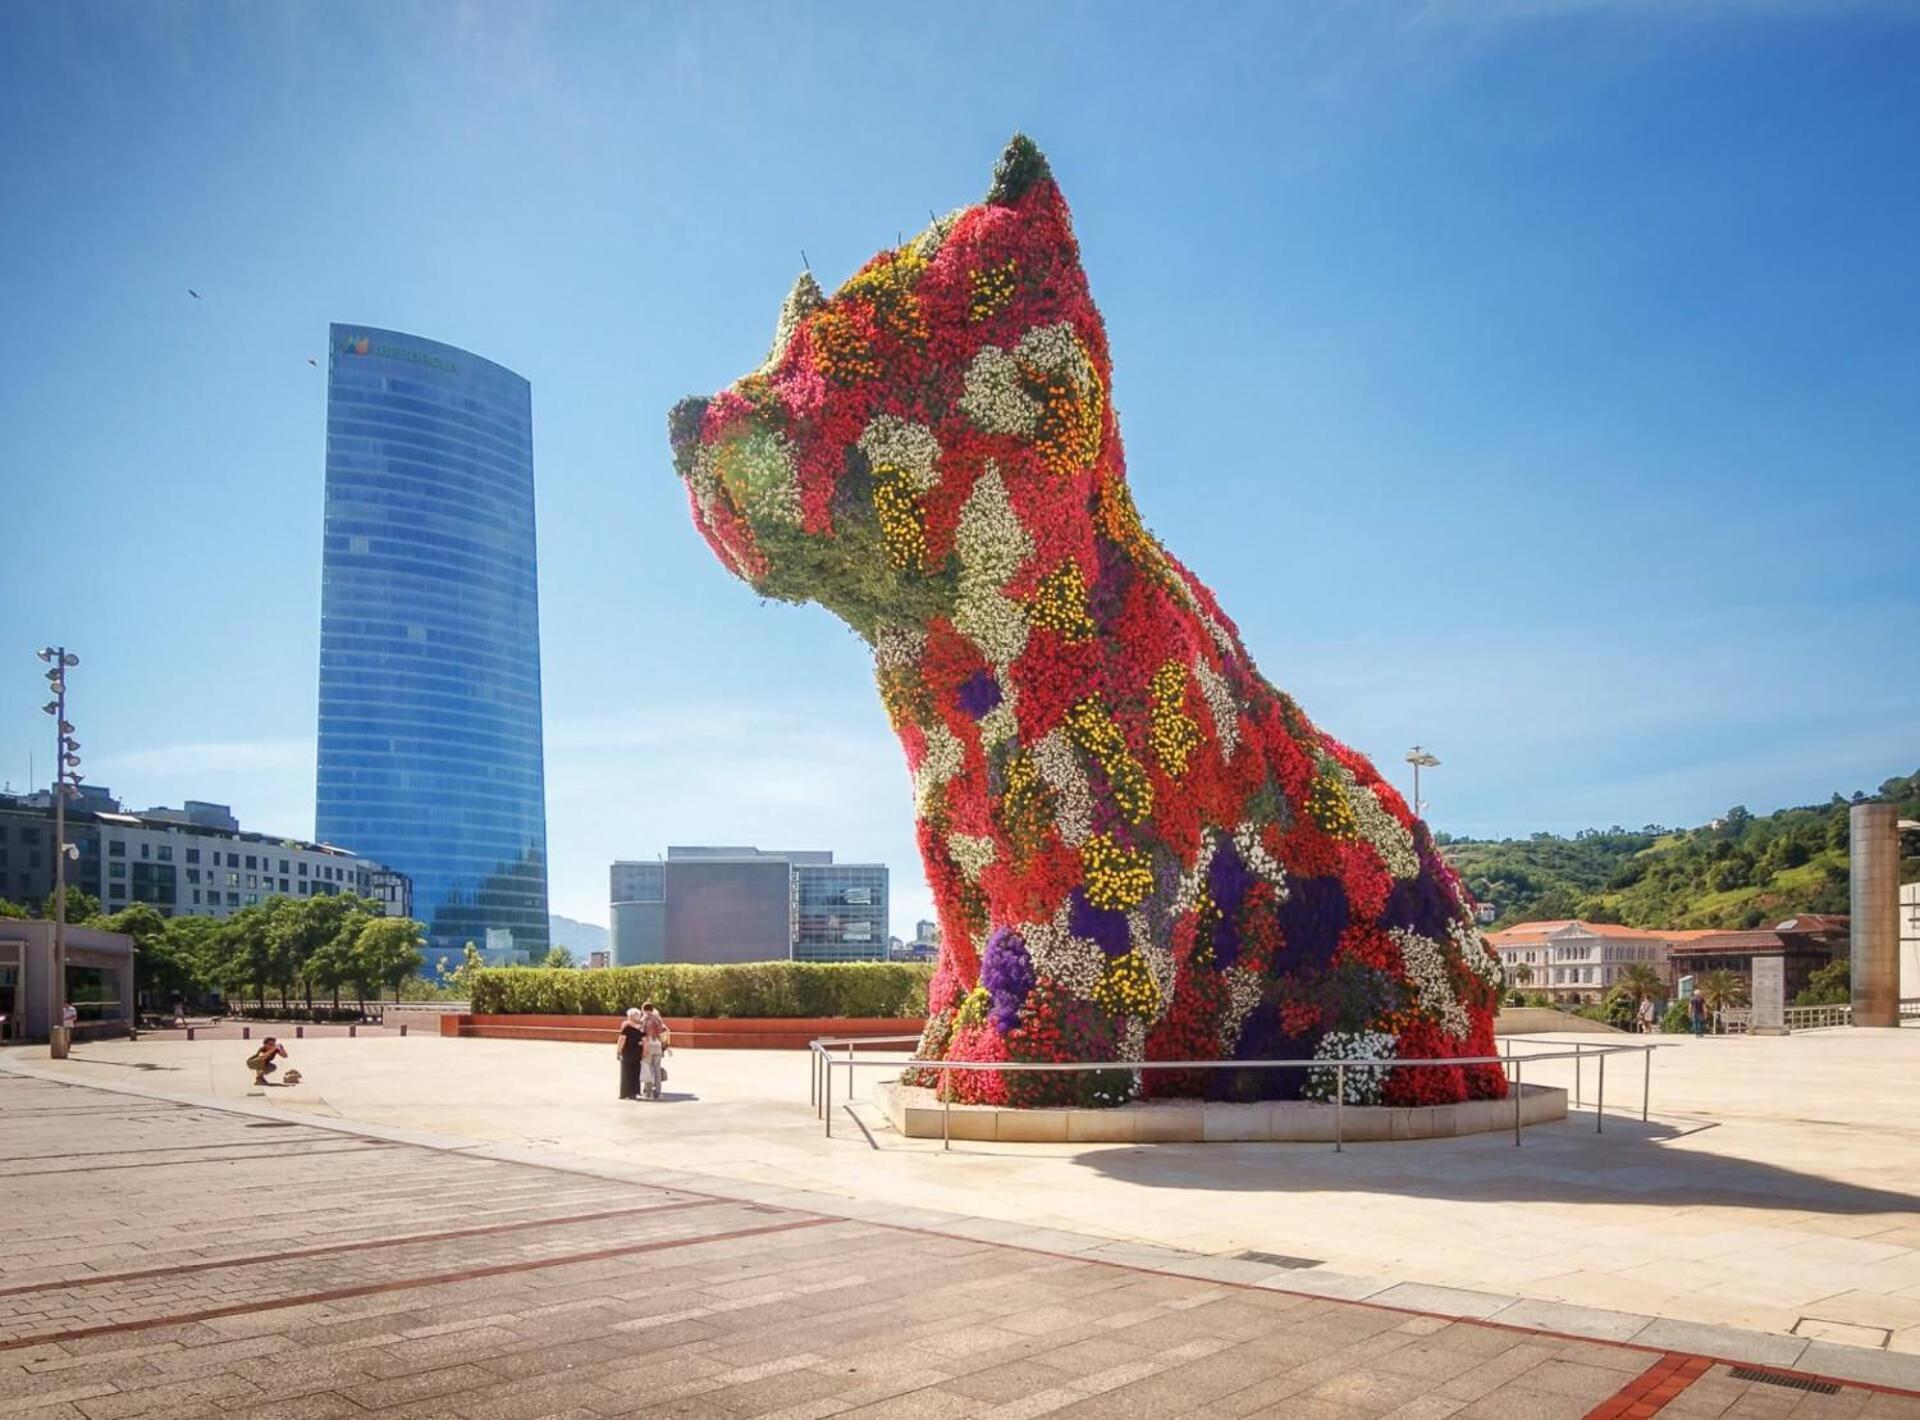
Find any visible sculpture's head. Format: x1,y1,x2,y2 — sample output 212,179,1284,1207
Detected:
669,135,1131,643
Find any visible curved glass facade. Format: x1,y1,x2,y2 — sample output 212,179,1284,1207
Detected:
317,324,548,967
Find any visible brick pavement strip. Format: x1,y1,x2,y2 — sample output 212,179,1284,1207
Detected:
1,1074,1917,1420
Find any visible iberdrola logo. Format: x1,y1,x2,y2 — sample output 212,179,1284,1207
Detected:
347,335,370,355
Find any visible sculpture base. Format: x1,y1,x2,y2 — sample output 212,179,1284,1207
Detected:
873,1079,1567,1143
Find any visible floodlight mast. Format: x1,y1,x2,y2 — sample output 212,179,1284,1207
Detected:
1405,745,1440,820
36,646,79,1059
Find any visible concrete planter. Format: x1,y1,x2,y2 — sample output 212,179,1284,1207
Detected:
873,1079,1567,1144
442,1013,923,1050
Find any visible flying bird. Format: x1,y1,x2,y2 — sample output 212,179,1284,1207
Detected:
307,358,317,367
187,289,201,299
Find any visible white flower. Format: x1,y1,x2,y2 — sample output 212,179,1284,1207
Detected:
1217,966,1265,1055
952,463,1033,666
858,416,942,494
978,699,1020,753
913,724,964,816
1032,730,1092,846
958,345,1038,437
910,208,966,263
761,271,824,373
1014,321,1096,394
873,622,927,674
1193,658,1240,761
1233,823,1289,896
1025,907,1105,999
947,833,996,884
1349,784,1419,880
697,426,801,527
1170,832,1221,919
1393,928,1470,1038
1304,1030,1396,1105
1450,921,1502,992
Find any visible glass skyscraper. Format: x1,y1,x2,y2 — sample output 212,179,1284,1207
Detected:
316,324,549,968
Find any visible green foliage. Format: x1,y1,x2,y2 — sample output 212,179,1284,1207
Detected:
1659,1001,1693,1034
470,962,933,1019
1444,769,1920,929
1794,957,1850,1007
540,945,577,970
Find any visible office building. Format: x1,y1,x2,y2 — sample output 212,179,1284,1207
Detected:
609,847,889,966
1485,920,1691,1004
316,324,549,969
0,792,409,921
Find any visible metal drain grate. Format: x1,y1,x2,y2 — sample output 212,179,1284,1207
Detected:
245,1121,298,1128
1727,1367,1840,1395
1235,1250,1323,1269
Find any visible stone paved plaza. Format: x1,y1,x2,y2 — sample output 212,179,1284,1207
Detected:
3,1020,1920,1412
2,1073,1917,1419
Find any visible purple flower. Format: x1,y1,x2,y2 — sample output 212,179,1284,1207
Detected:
981,928,1034,1033
1068,888,1131,956
1276,874,1350,971
958,671,1002,720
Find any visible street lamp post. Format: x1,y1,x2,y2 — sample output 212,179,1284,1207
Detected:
37,646,81,1059
1405,745,1440,821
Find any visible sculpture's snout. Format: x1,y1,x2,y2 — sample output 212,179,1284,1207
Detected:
668,395,710,474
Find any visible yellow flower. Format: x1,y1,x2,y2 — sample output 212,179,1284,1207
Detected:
872,463,927,571
1065,699,1154,824
1028,559,1095,641
1148,661,1204,776
1082,832,1153,911
968,259,1019,321
1092,950,1162,1018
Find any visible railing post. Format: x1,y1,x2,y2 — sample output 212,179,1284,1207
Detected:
1335,1063,1344,1153
1573,1042,1581,1109
1596,1052,1605,1134
942,1066,952,1152
825,1050,833,1139
1642,1045,1651,1123
1514,1059,1523,1147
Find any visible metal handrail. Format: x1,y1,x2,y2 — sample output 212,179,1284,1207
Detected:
809,1034,1658,1152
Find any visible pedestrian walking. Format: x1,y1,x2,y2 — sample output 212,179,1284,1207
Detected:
1637,995,1655,1034
616,1007,645,1100
1688,988,1707,1038
639,1001,670,1100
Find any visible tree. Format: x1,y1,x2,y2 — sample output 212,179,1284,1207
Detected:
540,945,576,970
1795,957,1849,1007
1511,963,1533,988
94,904,184,1003
1613,963,1664,1011
354,917,426,1002
0,898,27,919
1698,968,1749,1029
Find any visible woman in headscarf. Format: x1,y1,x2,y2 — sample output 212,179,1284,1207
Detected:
616,1007,645,1100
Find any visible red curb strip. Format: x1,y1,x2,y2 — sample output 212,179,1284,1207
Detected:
0,1196,730,1298
0,1214,837,1353
1585,1352,1712,1418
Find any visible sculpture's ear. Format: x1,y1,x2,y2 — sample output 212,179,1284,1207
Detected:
764,270,825,370
985,133,1053,207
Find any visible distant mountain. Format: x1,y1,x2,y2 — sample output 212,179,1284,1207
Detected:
549,914,609,958
1440,769,1919,931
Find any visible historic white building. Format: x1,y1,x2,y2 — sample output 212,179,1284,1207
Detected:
1486,920,1693,1003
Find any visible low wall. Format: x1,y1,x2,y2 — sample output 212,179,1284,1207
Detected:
874,1080,1567,1144
1495,1008,1626,1036
441,1013,924,1050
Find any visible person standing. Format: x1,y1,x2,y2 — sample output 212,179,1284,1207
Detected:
616,1008,645,1101
1637,995,1656,1034
1688,988,1707,1038
639,1001,669,1100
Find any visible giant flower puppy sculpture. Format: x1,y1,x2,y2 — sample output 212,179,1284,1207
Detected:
669,136,1505,1109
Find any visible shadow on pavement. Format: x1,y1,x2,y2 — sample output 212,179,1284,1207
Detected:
1072,1113,1920,1217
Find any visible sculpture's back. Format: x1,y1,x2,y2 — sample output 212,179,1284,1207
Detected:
670,136,1506,1108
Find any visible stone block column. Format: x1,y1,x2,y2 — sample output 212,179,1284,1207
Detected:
1851,803,1899,1028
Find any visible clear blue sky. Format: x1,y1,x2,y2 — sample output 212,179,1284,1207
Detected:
2,2,1916,936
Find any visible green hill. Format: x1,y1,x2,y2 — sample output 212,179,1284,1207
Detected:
1439,769,1920,931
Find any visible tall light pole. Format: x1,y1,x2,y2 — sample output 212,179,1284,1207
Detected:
1405,745,1439,821
37,647,81,1059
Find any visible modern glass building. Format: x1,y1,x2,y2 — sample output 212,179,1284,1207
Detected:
316,325,548,968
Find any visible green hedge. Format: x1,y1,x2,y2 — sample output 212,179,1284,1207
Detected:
468,962,932,1019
